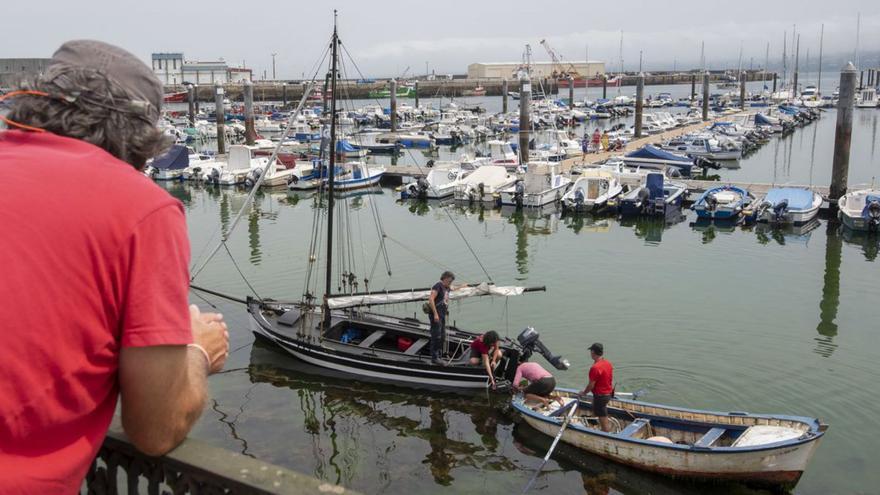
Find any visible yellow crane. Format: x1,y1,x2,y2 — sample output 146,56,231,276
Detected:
539,39,582,79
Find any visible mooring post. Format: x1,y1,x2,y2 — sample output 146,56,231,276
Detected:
281,82,287,108
214,82,226,155
773,72,777,93
634,72,645,138
502,78,508,113
194,84,200,113
187,84,195,127
243,79,256,145
702,71,710,121
568,77,575,108
390,78,398,132
518,77,531,165
830,62,858,203
740,71,747,110
414,80,419,109
859,71,864,89
602,75,607,99
690,73,696,102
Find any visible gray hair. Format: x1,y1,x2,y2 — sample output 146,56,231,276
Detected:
6,64,170,170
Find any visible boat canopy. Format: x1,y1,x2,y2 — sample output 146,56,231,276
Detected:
626,145,691,163
326,282,528,309
764,188,815,210
336,139,358,153
151,145,189,170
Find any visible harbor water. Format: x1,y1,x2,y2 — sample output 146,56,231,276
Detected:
175,87,878,494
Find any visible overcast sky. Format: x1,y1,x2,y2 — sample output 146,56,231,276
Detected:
5,1,879,78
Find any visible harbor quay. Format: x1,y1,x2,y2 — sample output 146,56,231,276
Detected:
2,9,880,495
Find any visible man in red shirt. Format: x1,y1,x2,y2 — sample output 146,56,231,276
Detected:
580,342,614,432
0,40,229,494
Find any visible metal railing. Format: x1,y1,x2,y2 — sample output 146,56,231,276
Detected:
83,420,355,495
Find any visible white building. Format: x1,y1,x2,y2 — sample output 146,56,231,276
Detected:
151,53,252,86
467,61,605,80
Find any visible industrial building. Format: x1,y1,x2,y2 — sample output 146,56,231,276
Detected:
0,58,51,86
467,61,605,80
151,53,252,86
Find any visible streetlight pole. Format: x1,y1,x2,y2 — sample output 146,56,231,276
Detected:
271,53,277,80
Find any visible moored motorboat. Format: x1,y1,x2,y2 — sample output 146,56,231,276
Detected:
618,172,687,218
453,165,516,203
328,161,384,191
145,144,189,181
751,187,823,225
498,162,571,208
692,185,753,220
401,163,469,200
838,188,880,232
561,170,623,213
513,389,826,489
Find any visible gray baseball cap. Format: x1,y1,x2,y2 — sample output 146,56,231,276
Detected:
47,40,162,121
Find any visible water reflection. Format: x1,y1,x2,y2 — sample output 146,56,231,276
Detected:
815,221,841,358
749,219,821,246
561,213,612,235
500,206,560,277
247,340,517,487
248,203,261,265
618,214,686,245
842,229,879,262
689,218,738,244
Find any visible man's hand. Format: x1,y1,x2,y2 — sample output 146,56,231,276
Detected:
190,305,229,374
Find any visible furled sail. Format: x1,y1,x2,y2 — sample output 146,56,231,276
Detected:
326,283,538,310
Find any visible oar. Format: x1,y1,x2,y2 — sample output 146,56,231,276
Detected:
521,398,579,494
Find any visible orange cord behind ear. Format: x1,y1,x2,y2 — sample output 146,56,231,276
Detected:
0,90,51,132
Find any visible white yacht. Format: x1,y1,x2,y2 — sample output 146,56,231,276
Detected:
499,162,572,208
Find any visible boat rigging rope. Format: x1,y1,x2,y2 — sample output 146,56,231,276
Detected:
189,44,331,288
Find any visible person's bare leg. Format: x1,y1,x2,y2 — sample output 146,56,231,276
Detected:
598,416,611,432
469,357,480,366
524,393,549,407
550,393,564,406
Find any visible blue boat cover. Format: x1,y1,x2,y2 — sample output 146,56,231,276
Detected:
765,188,815,210
336,140,358,152
626,145,692,163
151,145,188,170
755,114,774,125
646,172,664,200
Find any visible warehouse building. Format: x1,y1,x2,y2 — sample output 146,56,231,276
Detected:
151,53,252,86
467,61,605,80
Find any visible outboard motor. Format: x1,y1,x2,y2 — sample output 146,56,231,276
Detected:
415,177,429,199
245,167,263,188
867,200,880,231
517,327,569,370
637,187,651,213
514,180,525,209
705,194,718,212
208,167,221,185
772,199,789,223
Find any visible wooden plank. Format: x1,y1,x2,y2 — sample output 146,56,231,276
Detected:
358,330,386,348
694,427,727,448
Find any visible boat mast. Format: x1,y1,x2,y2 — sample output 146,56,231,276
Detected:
324,11,340,330
817,24,824,96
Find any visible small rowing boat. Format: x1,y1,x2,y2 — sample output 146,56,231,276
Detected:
513,388,826,489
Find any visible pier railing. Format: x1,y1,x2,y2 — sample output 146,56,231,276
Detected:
83,420,354,494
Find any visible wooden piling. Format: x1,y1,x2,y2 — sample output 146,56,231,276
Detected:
187,84,195,127
414,80,419,109
690,74,696,102
702,71,710,121
740,71,747,109
634,72,645,138
243,79,256,145
194,84,200,113
773,73,777,93
518,78,531,165
214,82,226,155
502,79,508,114
830,62,857,202
602,75,607,99
568,77,574,108
859,71,864,89
282,83,287,107
390,79,398,132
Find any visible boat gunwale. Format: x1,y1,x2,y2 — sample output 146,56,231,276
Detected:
512,387,825,454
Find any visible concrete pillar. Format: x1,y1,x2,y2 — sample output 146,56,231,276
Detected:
773,73,778,93
702,71,710,121
244,79,256,145
518,78,531,165
194,84,200,113
602,75,607,99
390,79,398,132
282,83,287,107
634,73,645,138
568,77,574,108
690,74,696,102
414,80,419,109
502,79,508,113
214,82,226,155
740,71,747,110
830,62,858,202
187,84,195,127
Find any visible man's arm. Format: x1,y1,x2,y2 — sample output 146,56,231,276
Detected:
482,353,495,388
119,306,227,456
428,289,439,320
580,380,596,397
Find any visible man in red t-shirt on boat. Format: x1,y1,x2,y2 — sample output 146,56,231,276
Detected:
580,342,614,432
0,40,228,494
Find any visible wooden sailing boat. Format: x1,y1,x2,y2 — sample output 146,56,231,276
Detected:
245,13,569,390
